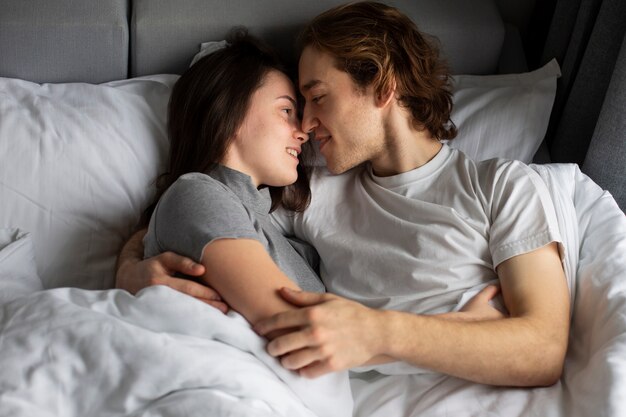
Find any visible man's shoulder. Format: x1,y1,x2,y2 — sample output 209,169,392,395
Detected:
473,157,541,187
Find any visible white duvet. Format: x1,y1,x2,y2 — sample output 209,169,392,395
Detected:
0,235,353,417
0,163,625,417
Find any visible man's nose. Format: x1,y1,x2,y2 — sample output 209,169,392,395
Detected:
301,103,319,135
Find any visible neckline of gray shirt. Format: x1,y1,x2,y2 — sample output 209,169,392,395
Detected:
209,164,271,217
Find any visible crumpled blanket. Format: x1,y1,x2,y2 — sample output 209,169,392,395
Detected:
0,232,353,417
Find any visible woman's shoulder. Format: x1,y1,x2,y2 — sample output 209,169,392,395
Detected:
167,172,238,200
156,172,245,220
176,172,230,190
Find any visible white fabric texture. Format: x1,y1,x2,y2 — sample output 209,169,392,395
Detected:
348,163,626,417
0,228,43,303
189,40,229,66
273,146,562,321
447,59,561,162
0,75,176,290
0,267,353,417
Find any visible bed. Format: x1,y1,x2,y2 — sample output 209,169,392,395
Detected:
0,0,625,416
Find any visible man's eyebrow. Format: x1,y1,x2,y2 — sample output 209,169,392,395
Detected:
276,95,297,107
300,79,322,92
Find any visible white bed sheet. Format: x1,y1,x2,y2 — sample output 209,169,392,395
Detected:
0,163,624,417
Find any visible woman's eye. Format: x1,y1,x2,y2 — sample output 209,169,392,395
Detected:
312,95,324,104
282,108,293,115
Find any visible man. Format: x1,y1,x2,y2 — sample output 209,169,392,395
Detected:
116,1,569,388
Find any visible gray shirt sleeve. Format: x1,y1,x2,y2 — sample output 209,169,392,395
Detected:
145,174,261,263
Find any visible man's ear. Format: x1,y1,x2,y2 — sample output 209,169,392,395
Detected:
376,79,397,108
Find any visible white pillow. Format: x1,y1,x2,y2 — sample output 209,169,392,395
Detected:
447,58,560,162
0,228,43,302
0,75,177,290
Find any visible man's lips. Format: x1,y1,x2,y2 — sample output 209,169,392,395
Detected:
318,136,331,152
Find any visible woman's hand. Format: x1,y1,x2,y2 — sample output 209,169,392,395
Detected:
254,288,387,378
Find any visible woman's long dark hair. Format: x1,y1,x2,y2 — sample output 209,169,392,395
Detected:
141,30,313,226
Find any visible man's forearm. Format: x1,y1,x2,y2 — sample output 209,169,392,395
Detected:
378,310,567,386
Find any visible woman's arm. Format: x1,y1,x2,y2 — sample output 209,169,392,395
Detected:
200,238,302,325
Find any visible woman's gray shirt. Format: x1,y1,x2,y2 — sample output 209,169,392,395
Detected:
144,165,324,293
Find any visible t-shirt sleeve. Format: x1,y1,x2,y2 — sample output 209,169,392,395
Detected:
149,175,262,263
485,160,562,268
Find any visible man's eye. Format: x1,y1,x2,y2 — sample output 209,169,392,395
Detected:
283,108,293,115
312,95,325,104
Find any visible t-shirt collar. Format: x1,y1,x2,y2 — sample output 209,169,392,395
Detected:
209,164,272,216
368,144,452,189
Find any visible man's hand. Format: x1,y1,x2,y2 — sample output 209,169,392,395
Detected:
254,284,507,378
254,288,387,378
458,284,506,320
115,229,228,313
439,284,506,322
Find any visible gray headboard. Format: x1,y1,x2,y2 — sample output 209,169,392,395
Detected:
130,0,505,77
0,0,508,84
0,0,129,84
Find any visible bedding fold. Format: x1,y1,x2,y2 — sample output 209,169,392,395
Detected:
0,284,353,417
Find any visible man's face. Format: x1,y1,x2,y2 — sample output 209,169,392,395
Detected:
298,46,385,174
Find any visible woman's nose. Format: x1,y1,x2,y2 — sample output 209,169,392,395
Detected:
294,126,309,143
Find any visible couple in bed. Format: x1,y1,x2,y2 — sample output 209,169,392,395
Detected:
117,1,569,390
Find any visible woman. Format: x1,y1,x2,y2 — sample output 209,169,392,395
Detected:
142,31,324,327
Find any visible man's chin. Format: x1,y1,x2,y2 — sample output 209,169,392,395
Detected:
325,159,360,175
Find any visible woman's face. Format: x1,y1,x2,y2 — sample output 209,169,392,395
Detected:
224,70,308,187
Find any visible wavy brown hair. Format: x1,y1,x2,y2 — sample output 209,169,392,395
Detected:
141,30,313,226
298,1,457,141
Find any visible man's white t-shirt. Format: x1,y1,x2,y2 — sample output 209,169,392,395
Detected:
272,145,562,316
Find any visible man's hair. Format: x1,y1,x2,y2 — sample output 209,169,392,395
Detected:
299,1,457,141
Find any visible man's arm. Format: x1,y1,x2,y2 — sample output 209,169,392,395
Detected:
254,243,570,387
115,228,229,312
